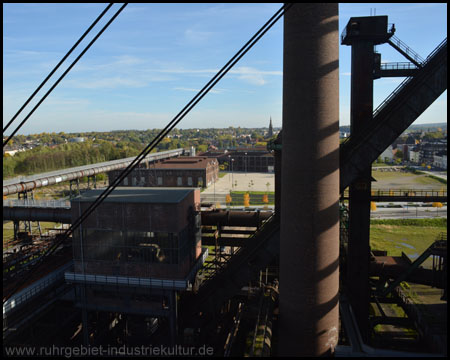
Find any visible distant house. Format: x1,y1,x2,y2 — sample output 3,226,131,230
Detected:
433,151,447,170
408,140,447,165
380,145,395,163
4,150,20,156
68,137,85,143
409,147,421,163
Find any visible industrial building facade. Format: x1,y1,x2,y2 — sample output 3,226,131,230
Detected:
67,187,205,344
108,157,219,189
71,188,202,279
199,147,275,173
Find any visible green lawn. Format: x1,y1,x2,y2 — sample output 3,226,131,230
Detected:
3,221,63,246
370,219,446,260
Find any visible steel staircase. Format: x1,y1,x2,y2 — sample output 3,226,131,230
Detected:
183,214,279,316
340,38,447,192
184,38,446,319
388,35,425,67
380,235,447,297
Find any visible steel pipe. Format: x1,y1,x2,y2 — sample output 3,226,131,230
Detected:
3,149,185,196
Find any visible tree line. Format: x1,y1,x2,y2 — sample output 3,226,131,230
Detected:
3,140,143,179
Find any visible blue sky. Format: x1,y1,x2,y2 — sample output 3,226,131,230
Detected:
3,3,447,135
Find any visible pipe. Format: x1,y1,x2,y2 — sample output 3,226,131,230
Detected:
279,3,339,356
3,206,72,223
201,210,272,227
3,206,271,228
3,149,185,196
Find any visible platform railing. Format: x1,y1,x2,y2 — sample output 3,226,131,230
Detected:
341,188,447,199
389,35,425,65
3,199,71,208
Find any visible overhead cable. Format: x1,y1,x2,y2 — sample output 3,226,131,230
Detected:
3,3,114,134
3,3,128,148
67,3,292,242
3,3,292,303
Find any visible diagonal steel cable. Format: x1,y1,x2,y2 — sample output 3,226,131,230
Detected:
3,3,114,134
3,3,292,303
3,3,128,148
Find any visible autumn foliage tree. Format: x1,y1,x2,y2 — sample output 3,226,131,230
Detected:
243,193,250,208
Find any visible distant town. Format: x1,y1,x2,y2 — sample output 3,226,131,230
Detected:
3,122,447,179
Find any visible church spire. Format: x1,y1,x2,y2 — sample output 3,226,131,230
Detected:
268,116,273,137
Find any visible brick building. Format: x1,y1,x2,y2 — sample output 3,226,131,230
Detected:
108,156,219,188
67,187,206,344
200,147,275,173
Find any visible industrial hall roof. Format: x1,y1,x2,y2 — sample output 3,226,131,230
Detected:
152,156,217,169
71,187,195,204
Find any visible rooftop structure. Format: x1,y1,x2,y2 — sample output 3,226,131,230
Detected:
67,187,204,344
108,156,219,188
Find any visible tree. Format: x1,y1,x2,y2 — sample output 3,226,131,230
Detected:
395,149,403,160
243,193,250,208
262,194,269,209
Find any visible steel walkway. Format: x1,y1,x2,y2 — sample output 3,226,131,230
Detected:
184,37,447,318
340,38,447,192
3,149,185,196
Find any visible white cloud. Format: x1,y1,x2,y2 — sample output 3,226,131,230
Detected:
229,66,282,86
173,87,224,94
64,76,148,89
184,28,214,45
157,66,282,86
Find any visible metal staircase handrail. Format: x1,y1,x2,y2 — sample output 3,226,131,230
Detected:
341,37,447,151
379,62,418,71
381,237,447,297
197,214,278,292
341,37,447,149
389,34,425,65
373,37,446,118
425,37,447,61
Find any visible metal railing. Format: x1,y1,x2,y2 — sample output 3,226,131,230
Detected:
373,37,447,119
3,261,72,317
198,214,278,288
341,22,396,44
389,35,425,65
379,62,418,70
341,188,447,199
342,37,447,148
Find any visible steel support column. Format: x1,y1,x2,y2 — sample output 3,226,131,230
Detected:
274,133,282,220
347,40,374,343
169,290,178,346
280,3,339,356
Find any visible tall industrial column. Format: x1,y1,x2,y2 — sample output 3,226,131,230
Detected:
279,3,339,356
341,16,394,342
346,39,373,344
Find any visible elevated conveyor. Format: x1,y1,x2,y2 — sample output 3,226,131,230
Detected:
340,38,447,192
182,214,279,317
184,38,447,319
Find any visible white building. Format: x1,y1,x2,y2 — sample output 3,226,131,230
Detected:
433,152,447,170
380,145,395,163
409,148,421,163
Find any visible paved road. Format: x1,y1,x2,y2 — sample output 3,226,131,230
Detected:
370,206,447,219
421,170,447,181
202,172,274,195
